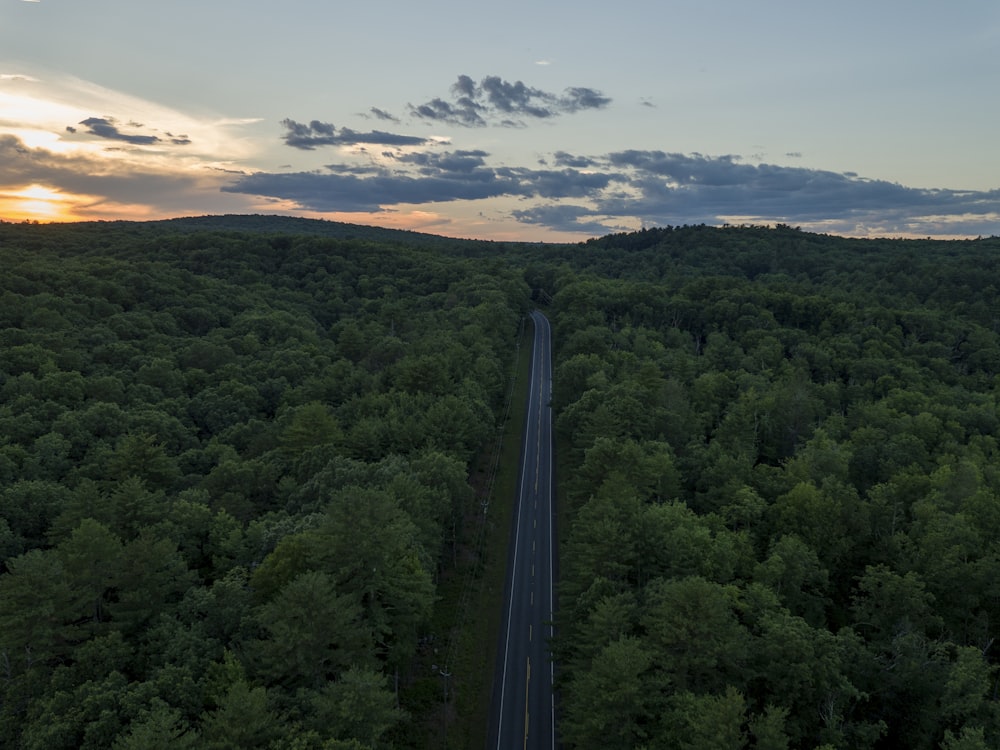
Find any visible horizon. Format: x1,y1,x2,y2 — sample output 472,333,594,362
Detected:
7,213,997,246
2,1,999,241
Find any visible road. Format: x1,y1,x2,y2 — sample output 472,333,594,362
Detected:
488,310,556,750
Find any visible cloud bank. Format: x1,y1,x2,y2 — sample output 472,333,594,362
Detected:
224,145,1000,238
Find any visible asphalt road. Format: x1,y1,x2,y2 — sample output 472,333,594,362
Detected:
488,310,556,750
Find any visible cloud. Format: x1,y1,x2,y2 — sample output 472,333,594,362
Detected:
512,204,624,235
0,133,210,206
393,149,490,174
71,116,194,147
224,170,503,212
410,96,486,128
586,150,1000,234
552,151,599,169
4,70,996,240
368,107,399,122
221,144,1000,238
75,116,162,145
280,118,431,149
410,74,612,127
223,147,621,213
561,87,612,112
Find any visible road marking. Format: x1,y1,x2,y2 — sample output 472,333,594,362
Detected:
524,657,531,750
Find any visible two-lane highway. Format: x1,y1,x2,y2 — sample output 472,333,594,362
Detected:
489,310,556,750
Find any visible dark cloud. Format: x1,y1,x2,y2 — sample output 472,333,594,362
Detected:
479,76,552,118
512,204,622,235
368,107,399,122
223,170,506,212
495,165,619,199
561,87,612,112
223,149,621,212
77,116,161,145
410,97,486,127
221,143,1000,238
410,75,612,127
394,149,490,174
281,118,431,149
553,151,599,168
589,150,1000,231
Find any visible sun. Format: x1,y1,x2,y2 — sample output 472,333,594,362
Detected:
0,184,79,222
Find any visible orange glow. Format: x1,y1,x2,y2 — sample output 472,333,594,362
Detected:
0,184,80,222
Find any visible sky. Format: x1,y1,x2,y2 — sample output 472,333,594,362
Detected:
2,0,999,242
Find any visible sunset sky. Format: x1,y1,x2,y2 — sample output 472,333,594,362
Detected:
2,0,999,241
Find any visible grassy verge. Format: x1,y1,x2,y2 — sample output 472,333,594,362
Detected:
412,316,535,749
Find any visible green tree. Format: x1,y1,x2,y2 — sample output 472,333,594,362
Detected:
110,531,195,635
199,679,281,750
107,432,180,490
111,700,199,750
562,636,655,750
280,401,342,454
660,687,748,750
307,667,404,746
56,518,123,629
308,486,435,669
0,548,78,669
251,571,371,689
640,576,748,693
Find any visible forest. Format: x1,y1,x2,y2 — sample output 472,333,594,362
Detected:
0,217,529,749
545,225,1000,750
2,217,1000,749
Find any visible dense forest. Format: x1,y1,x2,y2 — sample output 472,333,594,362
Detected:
544,226,1000,749
3,217,1000,749
0,218,529,749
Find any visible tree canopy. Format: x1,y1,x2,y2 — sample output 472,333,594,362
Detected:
4,217,1000,748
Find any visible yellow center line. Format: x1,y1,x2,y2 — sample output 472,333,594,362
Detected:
524,657,531,749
